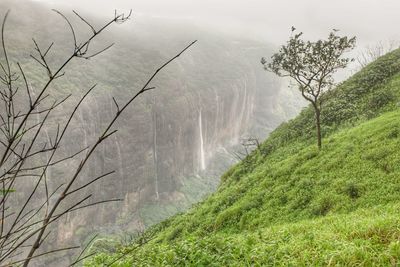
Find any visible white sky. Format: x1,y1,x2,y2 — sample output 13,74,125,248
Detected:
33,0,400,47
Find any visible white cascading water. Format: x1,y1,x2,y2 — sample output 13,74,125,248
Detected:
115,138,124,180
236,77,248,138
240,78,248,126
152,97,160,200
79,108,89,150
213,91,220,143
153,117,159,200
32,88,52,179
199,109,206,170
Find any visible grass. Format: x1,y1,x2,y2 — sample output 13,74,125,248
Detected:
85,49,400,266
88,203,400,266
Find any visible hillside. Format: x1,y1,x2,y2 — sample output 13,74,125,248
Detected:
0,3,304,264
84,46,400,266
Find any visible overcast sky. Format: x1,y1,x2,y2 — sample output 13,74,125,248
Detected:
34,0,400,47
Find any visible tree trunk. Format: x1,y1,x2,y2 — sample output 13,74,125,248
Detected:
315,107,322,150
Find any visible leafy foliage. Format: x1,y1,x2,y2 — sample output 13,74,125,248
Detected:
262,28,356,149
263,29,356,93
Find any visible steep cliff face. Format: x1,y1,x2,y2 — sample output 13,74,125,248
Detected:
0,0,302,257
52,38,294,237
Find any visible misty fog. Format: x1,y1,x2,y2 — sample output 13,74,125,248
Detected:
1,0,399,265
33,0,400,46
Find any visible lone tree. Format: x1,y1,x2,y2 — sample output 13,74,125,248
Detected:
262,28,356,149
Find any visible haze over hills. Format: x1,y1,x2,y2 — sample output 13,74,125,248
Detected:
0,0,303,264
31,0,400,48
3,1,399,266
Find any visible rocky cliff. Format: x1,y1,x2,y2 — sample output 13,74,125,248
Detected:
0,1,302,262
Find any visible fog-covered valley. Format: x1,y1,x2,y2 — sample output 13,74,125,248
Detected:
3,0,400,265
0,0,304,264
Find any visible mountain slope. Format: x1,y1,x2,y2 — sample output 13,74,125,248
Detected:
1,2,303,262
85,49,400,266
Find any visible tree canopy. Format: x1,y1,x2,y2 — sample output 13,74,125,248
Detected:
262,28,356,149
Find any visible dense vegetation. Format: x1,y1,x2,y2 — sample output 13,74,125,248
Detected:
2,2,302,258
85,48,400,266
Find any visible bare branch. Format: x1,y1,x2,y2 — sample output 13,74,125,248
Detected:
73,10,96,34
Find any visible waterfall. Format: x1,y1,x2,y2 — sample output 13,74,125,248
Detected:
79,108,89,150
236,77,248,138
152,97,159,200
228,83,240,144
199,109,206,170
115,138,124,180
213,91,220,146
44,128,52,178
240,78,248,126
31,87,52,180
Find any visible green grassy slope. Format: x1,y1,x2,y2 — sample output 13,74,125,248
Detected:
85,49,400,266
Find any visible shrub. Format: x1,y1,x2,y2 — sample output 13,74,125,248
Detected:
387,128,399,139
166,225,184,241
367,89,396,112
312,195,335,216
214,206,242,230
344,182,361,199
